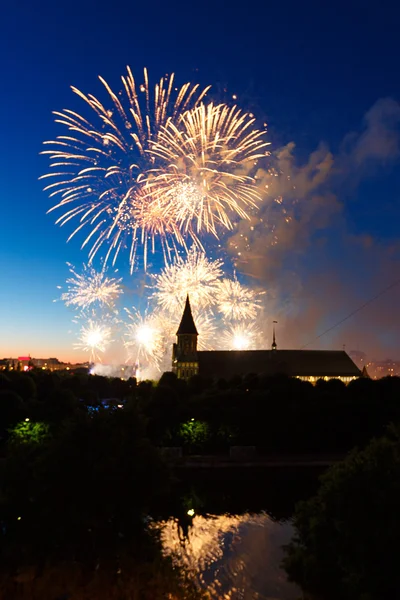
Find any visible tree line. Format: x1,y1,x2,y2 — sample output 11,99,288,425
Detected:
1,368,400,598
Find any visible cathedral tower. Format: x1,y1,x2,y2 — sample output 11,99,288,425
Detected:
172,295,199,380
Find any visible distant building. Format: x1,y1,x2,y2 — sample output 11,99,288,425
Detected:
349,352,400,379
172,296,361,383
367,359,400,379
0,357,89,372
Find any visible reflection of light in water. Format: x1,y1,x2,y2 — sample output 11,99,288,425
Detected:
159,512,299,600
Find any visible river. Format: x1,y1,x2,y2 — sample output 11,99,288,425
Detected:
157,466,323,599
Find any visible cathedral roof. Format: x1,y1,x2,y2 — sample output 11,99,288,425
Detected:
197,349,361,379
361,365,370,378
176,295,198,335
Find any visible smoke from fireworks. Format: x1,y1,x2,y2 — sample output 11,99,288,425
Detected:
41,68,269,271
61,263,123,309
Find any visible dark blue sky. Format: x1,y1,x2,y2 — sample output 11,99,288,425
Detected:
1,0,399,360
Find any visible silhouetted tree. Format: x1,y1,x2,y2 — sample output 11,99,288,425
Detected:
284,426,400,600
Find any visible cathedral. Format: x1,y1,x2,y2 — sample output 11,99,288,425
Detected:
172,296,361,383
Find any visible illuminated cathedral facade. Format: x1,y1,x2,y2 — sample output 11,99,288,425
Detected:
172,296,361,383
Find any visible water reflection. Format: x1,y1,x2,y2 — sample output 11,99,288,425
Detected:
160,512,300,599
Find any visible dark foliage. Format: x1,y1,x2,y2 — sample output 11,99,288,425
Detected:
2,371,400,455
142,373,400,455
283,427,400,600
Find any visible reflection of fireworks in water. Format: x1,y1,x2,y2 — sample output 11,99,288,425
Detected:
149,102,270,235
216,276,262,321
158,513,298,599
61,263,123,309
41,67,210,270
222,322,262,350
124,309,165,370
151,247,223,314
75,320,113,361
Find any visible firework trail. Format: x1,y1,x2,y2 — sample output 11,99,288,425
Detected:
41,67,210,270
61,263,123,309
151,246,223,314
75,320,113,361
215,276,263,321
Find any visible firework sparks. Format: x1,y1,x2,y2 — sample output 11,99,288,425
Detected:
75,320,113,361
61,263,123,309
124,309,165,370
191,310,218,350
148,102,270,236
222,322,262,351
42,69,270,271
151,247,223,314
41,67,210,270
215,276,263,321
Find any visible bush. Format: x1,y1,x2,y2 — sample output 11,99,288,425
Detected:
9,420,50,444
178,419,210,452
283,426,400,600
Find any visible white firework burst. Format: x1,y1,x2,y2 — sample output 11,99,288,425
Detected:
124,309,166,370
216,276,263,321
75,320,113,361
61,263,123,309
222,322,262,351
151,246,223,314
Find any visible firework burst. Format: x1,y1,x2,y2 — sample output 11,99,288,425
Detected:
216,276,263,321
75,320,113,361
148,102,270,236
61,263,123,309
151,247,223,314
41,67,210,270
124,309,165,370
222,322,262,351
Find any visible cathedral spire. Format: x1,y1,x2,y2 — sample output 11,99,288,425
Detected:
176,295,198,335
172,295,199,380
272,320,277,350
